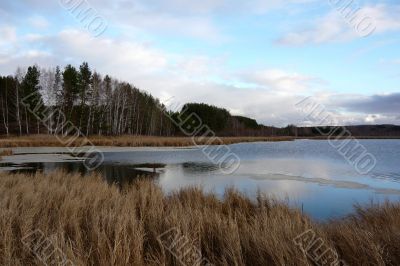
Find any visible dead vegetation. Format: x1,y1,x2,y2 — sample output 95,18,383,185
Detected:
0,171,399,265
0,149,13,160
0,135,294,148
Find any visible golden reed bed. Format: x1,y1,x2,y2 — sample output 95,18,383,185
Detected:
1,135,398,149
0,135,294,148
0,149,13,160
0,171,399,265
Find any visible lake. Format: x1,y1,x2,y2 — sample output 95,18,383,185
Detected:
1,139,400,220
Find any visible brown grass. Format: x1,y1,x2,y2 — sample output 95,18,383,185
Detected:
0,135,294,148
0,149,13,156
0,171,399,265
0,149,13,160
1,135,398,149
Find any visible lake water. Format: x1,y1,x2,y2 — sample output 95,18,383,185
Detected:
1,139,400,220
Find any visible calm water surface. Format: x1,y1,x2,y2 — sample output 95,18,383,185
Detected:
2,139,400,220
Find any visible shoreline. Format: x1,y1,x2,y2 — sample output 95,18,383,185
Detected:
0,135,294,148
0,135,399,149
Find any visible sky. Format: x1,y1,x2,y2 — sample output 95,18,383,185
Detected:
0,0,399,126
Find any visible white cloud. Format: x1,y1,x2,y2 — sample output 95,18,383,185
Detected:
1,1,399,127
0,26,17,44
28,15,49,29
0,26,17,60
0,27,398,126
278,4,400,45
122,15,225,42
1,0,318,43
278,12,353,45
0,29,169,77
366,4,400,33
54,29,168,75
248,0,316,14
239,69,325,93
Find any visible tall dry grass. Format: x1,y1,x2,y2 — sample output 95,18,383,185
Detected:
0,149,13,160
0,135,294,148
0,171,399,265
0,149,13,156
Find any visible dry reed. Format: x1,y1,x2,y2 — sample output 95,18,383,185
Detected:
0,135,294,148
0,149,13,160
0,171,399,265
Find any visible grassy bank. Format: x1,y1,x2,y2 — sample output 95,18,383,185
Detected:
0,149,13,160
0,135,294,148
1,135,398,149
0,171,399,265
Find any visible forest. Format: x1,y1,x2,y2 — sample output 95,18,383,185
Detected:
0,63,280,137
0,63,176,136
1,63,400,138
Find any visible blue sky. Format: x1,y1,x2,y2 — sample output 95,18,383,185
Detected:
0,0,399,126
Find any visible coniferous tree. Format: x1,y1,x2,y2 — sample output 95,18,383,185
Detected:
62,65,79,123
78,62,92,130
0,63,230,136
20,66,43,134
0,76,14,135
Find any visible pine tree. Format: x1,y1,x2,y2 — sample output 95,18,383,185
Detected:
62,65,79,123
78,62,92,131
20,66,44,134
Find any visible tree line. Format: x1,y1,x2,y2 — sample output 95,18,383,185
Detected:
179,103,285,136
1,63,399,137
0,63,175,136
0,64,277,137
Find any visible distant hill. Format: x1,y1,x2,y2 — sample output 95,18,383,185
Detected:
174,103,400,137
296,125,400,138
175,103,265,136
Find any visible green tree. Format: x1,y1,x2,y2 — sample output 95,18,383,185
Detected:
77,62,92,130
62,65,79,122
180,103,231,133
20,66,44,134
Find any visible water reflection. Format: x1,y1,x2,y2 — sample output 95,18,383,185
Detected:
181,162,221,174
4,162,160,189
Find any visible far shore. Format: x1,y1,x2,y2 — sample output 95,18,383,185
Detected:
0,135,294,149
0,135,399,149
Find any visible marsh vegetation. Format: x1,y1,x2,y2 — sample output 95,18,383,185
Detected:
0,135,294,148
1,171,399,265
